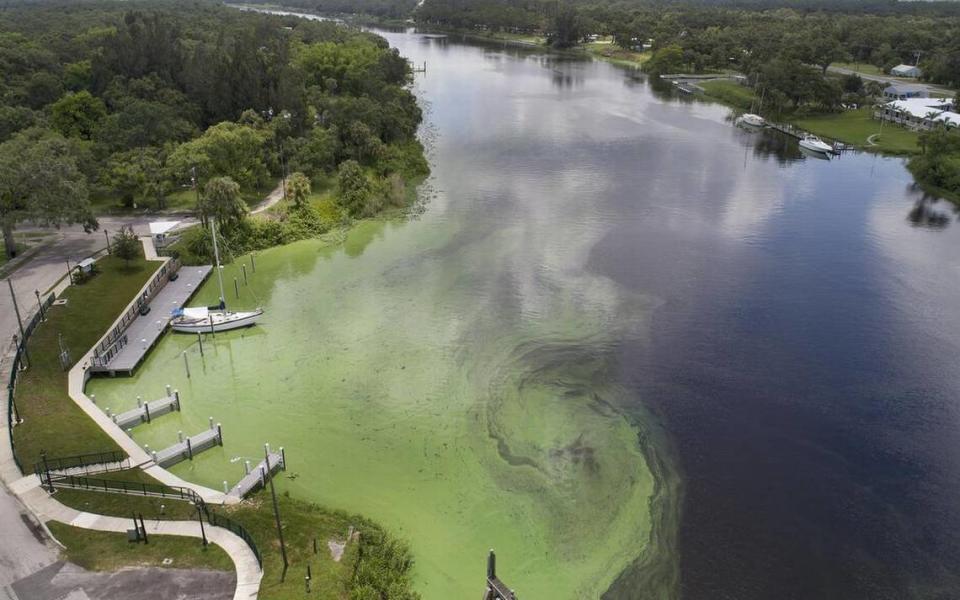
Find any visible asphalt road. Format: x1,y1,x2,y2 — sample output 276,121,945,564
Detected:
826,65,955,97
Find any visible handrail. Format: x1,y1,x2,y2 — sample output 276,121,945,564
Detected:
91,258,181,368
6,292,56,474
34,450,129,477
46,473,263,569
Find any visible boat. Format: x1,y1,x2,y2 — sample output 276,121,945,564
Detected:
799,134,833,154
170,222,263,333
739,113,766,128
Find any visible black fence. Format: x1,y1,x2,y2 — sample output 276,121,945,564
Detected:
47,473,262,570
33,450,129,477
6,292,55,475
205,508,263,569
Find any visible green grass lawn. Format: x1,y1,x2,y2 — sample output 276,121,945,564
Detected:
12,255,160,469
832,62,884,76
699,79,757,110
48,521,233,572
89,181,277,216
584,42,651,67
791,107,921,154
53,468,201,522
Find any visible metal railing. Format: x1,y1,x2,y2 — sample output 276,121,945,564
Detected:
205,508,263,569
91,258,181,369
46,473,263,570
6,292,55,474
33,450,129,477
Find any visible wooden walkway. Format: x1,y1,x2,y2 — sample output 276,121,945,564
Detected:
150,420,223,468
226,446,285,500
90,265,212,376
109,388,181,430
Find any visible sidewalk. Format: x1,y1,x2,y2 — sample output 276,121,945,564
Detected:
16,476,262,600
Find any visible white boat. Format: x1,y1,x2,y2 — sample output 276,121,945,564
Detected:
171,222,263,333
799,134,833,154
739,113,766,127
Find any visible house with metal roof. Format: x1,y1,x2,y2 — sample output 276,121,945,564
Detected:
876,97,958,130
890,64,922,78
883,83,928,100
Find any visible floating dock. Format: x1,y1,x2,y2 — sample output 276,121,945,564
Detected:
150,419,223,468
91,265,212,376
226,445,285,500
108,388,181,430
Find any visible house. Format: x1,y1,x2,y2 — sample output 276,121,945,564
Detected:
890,64,922,78
876,97,959,130
883,83,928,100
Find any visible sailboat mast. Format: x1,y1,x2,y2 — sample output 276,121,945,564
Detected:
211,221,226,309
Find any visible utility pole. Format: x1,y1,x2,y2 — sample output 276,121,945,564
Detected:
267,456,288,580
7,279,29,369
104,229,111,254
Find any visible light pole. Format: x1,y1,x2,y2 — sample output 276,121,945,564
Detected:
34,289,45,322
7,279,29,369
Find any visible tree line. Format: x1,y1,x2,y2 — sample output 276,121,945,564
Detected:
0,0,428,259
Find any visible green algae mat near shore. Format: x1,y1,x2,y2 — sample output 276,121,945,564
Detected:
88,216,661,598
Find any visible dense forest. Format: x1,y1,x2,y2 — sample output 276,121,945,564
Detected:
0,0,428,259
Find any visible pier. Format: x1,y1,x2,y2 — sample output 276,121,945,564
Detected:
90,264,212,376
483,550,517,600
225,444,285,500
150,419,223,468
108,387,181,430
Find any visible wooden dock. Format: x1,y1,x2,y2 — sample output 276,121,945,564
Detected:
109,387,181,430
226,445,285,500
90,265,212,376
149,419,223,468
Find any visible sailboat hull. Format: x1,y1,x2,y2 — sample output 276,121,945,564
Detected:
171,309,264,333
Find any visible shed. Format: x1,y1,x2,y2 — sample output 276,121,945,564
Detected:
883,83,928,100
890,64,922,78
77,258,95,273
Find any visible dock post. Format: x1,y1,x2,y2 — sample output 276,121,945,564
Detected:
264,443,271,460
208,416,214,430
217,423,223,445
242,264,248,285
144,402,151,423
244,460,251,475
165,384,171,398
106,407,111,418
251,253,256,273
183,351,190,378
174,390,181,411
137,396,142,408
223,480,229,494
208,315,215,338
90,394,95,405
280,447,286,471
151,450,158,463
187,437,194,460
259,466,266,489
178,430,184,443
197,332,204,357
112,414,118,424
234,277,239,299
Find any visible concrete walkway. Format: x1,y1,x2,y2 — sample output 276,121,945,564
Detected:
16,477,261,600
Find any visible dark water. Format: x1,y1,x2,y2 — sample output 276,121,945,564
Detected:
375,32,960,599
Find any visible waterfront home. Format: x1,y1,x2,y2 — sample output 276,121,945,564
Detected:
875,97,959,130
890,64,922,78
883,83,928,100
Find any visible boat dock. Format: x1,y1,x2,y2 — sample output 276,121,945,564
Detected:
90,264,212,376
108,387,181,430
149,419,223,468
226,445,285,500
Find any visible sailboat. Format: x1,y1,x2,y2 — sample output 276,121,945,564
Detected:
170,222,263,333
737,84,767,128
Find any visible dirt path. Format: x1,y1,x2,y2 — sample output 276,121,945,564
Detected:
250,183,285,215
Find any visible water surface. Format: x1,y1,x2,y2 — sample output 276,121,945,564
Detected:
91,26,960,599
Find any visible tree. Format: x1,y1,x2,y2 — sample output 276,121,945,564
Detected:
286,172,311,209
167,122,269,190
547,4,583,49
112,226,140,265
50,91,107,139
644,44,685,76
337,160,373,217
200,176,247,229
0,129,96,259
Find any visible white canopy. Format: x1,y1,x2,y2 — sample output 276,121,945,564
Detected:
149,221,181,236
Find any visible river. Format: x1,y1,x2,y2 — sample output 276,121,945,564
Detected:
89,19,960,599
